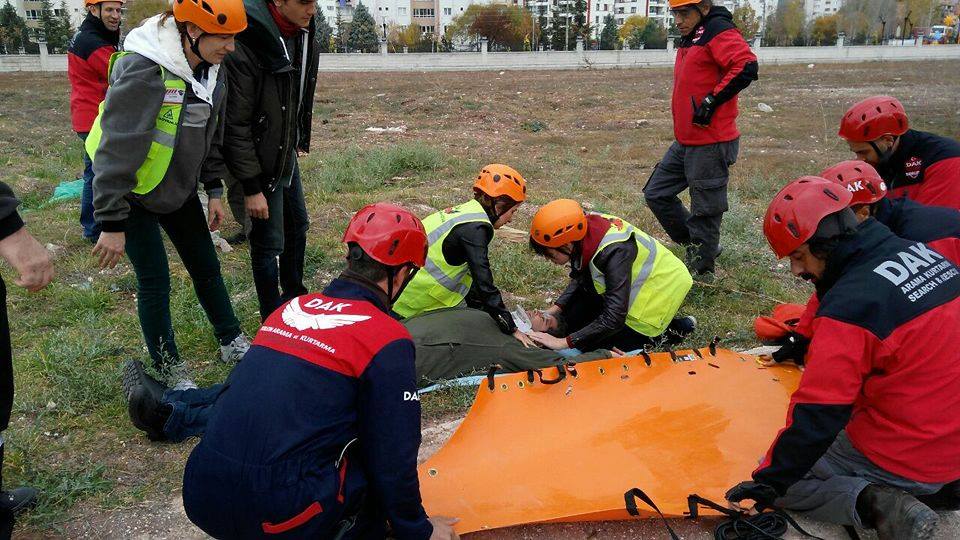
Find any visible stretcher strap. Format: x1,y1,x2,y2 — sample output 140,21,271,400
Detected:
623,488,680,540
709,336,721,356
486,364,502,391
685,494,826,540
527,365,567,385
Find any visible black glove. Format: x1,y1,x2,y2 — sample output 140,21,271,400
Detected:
725,481,779,509
692,94,717,127
771,332,809,366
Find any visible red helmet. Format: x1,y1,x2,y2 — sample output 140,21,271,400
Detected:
820,160,887,207
342,203,427,268
763,177,853,259
838,96,909,142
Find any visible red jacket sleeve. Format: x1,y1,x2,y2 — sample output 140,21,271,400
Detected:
753,317,878,494
914,158,960,210
88,45,114,84
707,29,759,105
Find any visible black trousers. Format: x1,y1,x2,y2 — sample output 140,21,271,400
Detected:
1,277,14,538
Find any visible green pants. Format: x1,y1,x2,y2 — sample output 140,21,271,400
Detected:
404,307,610,386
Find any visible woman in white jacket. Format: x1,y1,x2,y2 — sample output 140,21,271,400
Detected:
89,0,249,390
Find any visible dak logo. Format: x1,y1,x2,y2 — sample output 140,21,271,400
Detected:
905,156,923,180
692,26,705,43
281,297,370,331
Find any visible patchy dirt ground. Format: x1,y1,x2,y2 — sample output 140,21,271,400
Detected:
2,59,959,538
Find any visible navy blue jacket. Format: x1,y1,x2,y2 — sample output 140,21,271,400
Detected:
183,278,432,539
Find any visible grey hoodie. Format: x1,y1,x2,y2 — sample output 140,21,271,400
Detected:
91,14,227,231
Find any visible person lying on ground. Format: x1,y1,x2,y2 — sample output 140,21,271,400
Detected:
393,165,534,347
525,199,696,353
839,95,960,209
406,306,617,386
123,302,619,443
763,161,960,367
726,177,960,540
88,0,251,390
125,203,458,539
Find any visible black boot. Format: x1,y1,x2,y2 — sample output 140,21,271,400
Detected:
0,487,38,515
857,484,939,540
122,360,172,442
918,479,960,511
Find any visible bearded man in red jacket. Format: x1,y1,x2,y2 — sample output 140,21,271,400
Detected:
643,0,758,278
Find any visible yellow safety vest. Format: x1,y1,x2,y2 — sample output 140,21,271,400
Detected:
85,51,185,195
589,213,692,337
394,199,491,318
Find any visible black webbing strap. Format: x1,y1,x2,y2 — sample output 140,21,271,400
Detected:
640,350,652,367
486,364,502,391
709,336,721,356
686,494,826,540
527,365,567,385
624,488,680,540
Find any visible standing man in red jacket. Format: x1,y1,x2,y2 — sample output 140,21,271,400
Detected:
839,95,960,209
643,0,757,278
726,178,960,540
67,0,122,243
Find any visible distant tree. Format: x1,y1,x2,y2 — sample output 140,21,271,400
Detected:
623,15,666,49
447,3,531,51
731,4,759,40
765,0,804,45
809,14,838,45
39,0,72,52
618,14,646,41
0,1,31,53
388,23,426,52
535,14,547,49
334,9,349,52
122,0,168,30
315,9,333,53
599,14,617,49
571,0,587,46
347,2,378,52
549,6,566,50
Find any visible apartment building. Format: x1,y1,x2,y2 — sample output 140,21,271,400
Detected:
10,0,87,30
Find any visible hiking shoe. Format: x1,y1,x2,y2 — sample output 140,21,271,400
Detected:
122,360,167,402
164,362,198,391
858,484,939,540
665,316,697,345
127,384,173,442
220,334,251,363
0,487,38,515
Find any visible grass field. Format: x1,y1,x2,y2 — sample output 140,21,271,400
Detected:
0,60,959,537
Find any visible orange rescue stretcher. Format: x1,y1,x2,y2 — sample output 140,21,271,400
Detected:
418,345,802,534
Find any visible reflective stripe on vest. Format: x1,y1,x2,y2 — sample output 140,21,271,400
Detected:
589,213,692,337
393,199,491,318
85,51,185,195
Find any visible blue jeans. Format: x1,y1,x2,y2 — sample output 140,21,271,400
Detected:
163,379,231,443
77,132,101,241
249,161,310,321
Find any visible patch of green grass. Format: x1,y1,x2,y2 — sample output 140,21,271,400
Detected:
309,143,447,194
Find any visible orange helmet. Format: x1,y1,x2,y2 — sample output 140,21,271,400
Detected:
173,0,247,34
474,164,527,204
86,0,124,6
530,199,587,248
668,0,702,8
754,303,806,343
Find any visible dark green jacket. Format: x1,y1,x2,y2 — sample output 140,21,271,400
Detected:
405,307,611,387
222,0,319,195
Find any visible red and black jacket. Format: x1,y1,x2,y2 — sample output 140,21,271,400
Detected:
755,219,960,495
880,129,960,209
672,6,758,146
795,203,960,340
67,13,119,133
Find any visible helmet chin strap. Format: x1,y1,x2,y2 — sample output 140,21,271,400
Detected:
186,32,212,79
386,265,418,305
868,137,898,169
